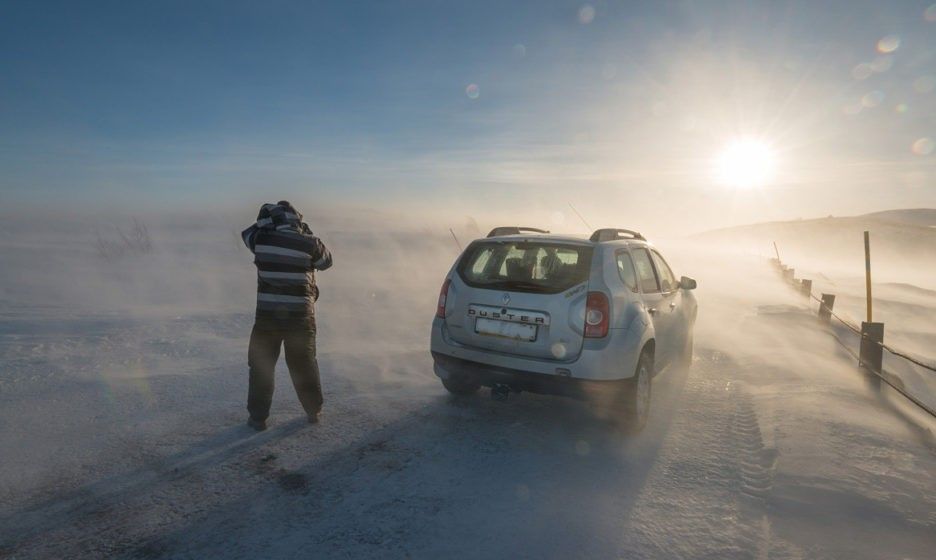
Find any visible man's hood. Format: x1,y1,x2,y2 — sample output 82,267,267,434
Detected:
255,202,302,231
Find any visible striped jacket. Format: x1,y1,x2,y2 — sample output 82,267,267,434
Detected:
241,203,333,330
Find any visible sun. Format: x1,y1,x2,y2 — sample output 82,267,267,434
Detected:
715,138,777,188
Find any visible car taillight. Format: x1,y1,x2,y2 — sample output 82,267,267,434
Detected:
584,291,609,338
436,278,451,318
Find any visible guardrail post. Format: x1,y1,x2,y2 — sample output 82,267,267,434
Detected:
818,293,835,323
859,321,884,379
800,279,812,297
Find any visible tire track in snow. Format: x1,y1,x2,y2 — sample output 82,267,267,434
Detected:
620,350,799,560
728,384,786,560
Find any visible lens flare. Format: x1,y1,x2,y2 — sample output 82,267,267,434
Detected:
715,138,777,188
925,4,936,22
912,137,934,156
578,5,595,24
465,83,480,99
876,35,900,53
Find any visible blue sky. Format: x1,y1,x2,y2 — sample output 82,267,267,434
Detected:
2,1,934,232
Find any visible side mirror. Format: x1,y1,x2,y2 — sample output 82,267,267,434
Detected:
680,276,697,290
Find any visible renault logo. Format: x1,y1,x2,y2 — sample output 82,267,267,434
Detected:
502,293,511,305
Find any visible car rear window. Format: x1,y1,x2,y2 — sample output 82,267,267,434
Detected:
457,241,593,294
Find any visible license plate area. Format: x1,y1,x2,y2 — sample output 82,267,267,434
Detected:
474,318,538,341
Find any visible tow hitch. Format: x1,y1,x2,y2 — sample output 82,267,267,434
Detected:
491,384,512,401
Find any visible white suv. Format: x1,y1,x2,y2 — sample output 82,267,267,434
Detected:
430,227,697,431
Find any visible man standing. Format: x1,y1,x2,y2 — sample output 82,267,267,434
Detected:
241,201,333,430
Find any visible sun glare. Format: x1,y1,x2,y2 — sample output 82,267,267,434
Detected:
715,138,777,188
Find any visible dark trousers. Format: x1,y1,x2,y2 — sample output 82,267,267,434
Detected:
247,323,323,421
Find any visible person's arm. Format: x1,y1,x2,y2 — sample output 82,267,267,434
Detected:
241,224,259,254
309,236,333,271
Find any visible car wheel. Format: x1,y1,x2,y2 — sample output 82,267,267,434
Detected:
442,375,481,395
619,349,653,433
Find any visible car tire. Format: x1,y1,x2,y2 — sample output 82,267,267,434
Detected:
618,349,653,433
442,375,481,395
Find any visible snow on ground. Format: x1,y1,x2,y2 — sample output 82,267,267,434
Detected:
0,223,934,559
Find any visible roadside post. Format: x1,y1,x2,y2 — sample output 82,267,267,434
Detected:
818,293,835,323
860,322,885,376
859,231,884,378
800,279,812,298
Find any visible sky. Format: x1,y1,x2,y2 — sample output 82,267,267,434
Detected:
1,0,935,235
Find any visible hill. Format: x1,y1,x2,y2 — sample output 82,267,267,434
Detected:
693,209,936,286
861,208,936,227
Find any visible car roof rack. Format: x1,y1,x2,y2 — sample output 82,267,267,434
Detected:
589,228,646,242
486,226,550,238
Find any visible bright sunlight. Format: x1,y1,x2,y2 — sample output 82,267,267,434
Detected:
715,138,777,188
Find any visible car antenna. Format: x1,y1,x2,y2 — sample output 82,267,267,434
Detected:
449,228,463,251
568,202,592,232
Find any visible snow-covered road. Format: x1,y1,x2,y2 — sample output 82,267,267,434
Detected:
1,240,934,559
2,312,934,558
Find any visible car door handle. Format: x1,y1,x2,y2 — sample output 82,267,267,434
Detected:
648,307,657,315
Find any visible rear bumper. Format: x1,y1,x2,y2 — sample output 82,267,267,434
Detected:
432,351,627,399
431,317,643,382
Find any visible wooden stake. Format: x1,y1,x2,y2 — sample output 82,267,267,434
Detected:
864,231,872,323
773,241,781,262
